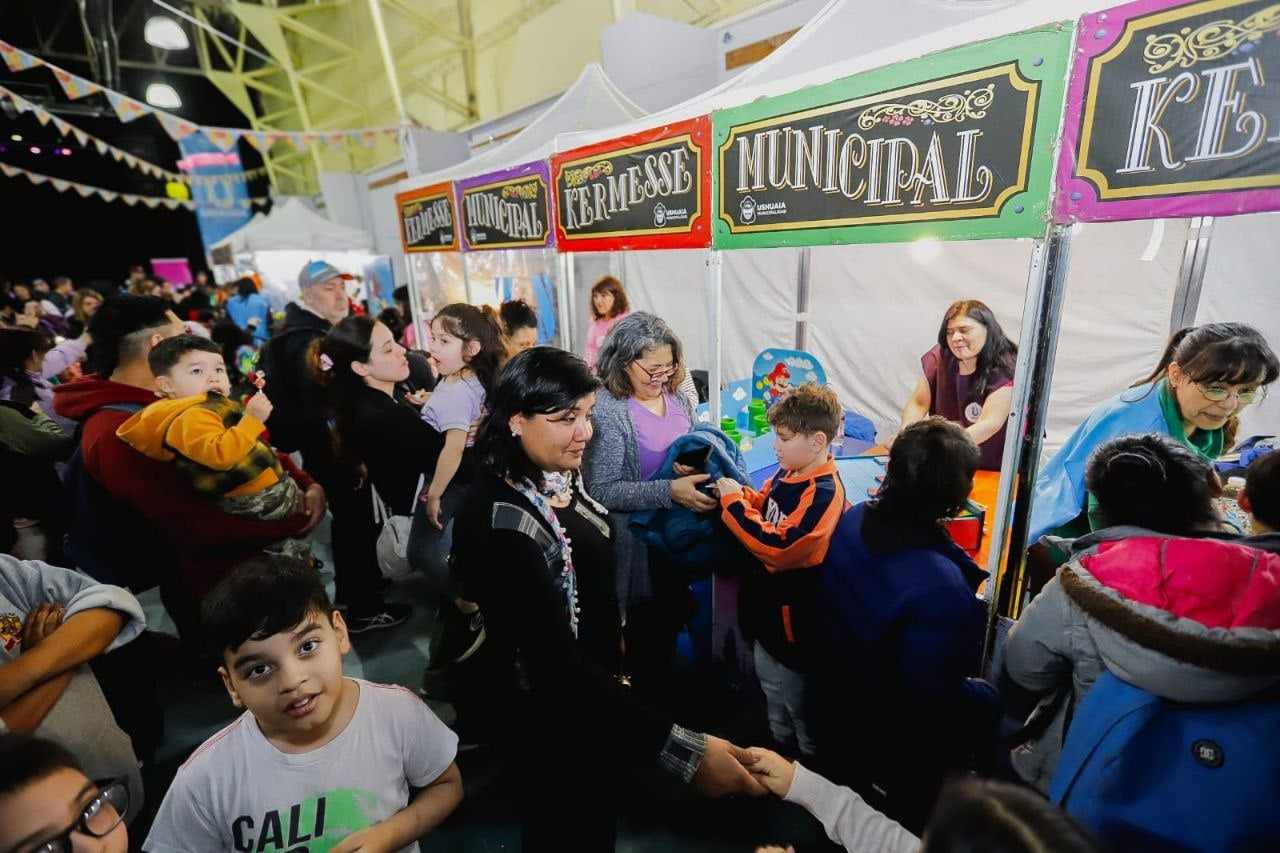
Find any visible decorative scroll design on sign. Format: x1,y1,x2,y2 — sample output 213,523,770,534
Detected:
563,161,613,187
501,182,539,200
1143,4,1280,73
857,84,995,130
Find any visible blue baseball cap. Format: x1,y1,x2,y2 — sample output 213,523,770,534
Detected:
297,260,353,289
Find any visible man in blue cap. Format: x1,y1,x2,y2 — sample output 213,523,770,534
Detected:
259,260,410,633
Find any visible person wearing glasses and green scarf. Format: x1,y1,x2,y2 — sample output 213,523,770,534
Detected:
1030,323,1278,544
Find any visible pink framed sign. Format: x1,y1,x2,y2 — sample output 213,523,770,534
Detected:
1056,0,1280,222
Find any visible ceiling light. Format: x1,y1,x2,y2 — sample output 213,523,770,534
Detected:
145,16,190,50
10,133,21,142
30,146,41,154
145,82,182,110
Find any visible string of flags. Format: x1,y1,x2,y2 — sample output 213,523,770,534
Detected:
0,39,401,154
0,160,273,211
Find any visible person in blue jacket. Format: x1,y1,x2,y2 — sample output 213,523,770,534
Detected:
1029,322,1277,544
809,417,996,834
224,277,271,345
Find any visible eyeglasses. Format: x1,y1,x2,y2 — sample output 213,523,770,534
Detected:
26,780,128,853
632,361,675,382
1195,383,1261,405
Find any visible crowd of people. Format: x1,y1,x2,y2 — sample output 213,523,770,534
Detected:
0,260,1277,852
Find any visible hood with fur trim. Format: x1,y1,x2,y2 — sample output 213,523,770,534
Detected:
1061,533,1280,703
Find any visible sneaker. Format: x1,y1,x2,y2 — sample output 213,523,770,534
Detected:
425,605,486,671
347,603,412,634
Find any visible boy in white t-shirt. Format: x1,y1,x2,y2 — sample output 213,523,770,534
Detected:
144,556,461,853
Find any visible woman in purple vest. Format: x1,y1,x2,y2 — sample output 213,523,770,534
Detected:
898,300,1016,471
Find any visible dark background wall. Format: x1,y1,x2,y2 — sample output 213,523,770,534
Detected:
1,2,270,289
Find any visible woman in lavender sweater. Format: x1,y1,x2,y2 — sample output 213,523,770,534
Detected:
583,312,716,694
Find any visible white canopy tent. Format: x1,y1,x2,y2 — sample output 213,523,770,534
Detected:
211,197,380,311
396,63,647,348
548,0,1274,457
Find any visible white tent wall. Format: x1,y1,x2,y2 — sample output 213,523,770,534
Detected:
787,220,1188,458
1195,211,1280,439
613,250,715,372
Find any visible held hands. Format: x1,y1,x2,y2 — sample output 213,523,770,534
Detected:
245,391,274,423
692,736,769,798
671,473,718,512
744,748,797,798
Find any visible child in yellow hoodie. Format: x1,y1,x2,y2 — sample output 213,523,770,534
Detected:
117,334,304,524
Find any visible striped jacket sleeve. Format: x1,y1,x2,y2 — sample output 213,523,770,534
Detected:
719,472,843,571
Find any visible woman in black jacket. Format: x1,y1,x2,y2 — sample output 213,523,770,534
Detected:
451,347,764,851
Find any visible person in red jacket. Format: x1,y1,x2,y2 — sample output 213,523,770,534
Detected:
53,294,325,640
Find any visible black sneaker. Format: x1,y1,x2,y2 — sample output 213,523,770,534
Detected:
347,603,412,634
425,605,486,671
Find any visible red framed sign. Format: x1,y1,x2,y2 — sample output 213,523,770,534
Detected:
395,181,459,253
552,116,712,252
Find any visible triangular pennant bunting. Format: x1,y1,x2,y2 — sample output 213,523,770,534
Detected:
162,198,181,210
72,128,89,146
241,132,267,154
122,195,140,206
52,116,72,136
72,183,94,197
104,90,149,123
110,148,124,162
33,107,51,127
157,112,199,142
52,68,100,100
0,163,17,178
51,178,71,193
26,172,47,185
94,139,109,155
8,93,33,115
0,40,42,73
204,128,240,151
140,197,161,209
98,190,119,203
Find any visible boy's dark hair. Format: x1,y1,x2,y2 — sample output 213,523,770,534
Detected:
147,333,222,377
0,733,81,798
1245,450,1280,531
201,555,334,657
767,384,841,443
499,299,538,335
86,293,172,377
235,278,257,299
1085,433,1220,534
925,778,1098,853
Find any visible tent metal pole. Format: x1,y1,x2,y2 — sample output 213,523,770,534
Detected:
461,253,475,305
403,255,428,351
557,251,574,352
1168,216,1216,332
795,247,812,351
981,223,1074,670
708,250,724,425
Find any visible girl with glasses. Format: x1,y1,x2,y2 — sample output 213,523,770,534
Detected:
1030,322,1278,544
0,734,128,853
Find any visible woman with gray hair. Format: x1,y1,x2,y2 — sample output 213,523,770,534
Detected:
585,311,716,697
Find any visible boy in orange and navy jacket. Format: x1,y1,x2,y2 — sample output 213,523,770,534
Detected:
715,385,847,757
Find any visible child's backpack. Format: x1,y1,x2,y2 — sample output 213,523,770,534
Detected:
1050,669,1280,852
62,403,172,590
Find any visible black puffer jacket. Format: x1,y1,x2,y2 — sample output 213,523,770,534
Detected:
260,302,330,453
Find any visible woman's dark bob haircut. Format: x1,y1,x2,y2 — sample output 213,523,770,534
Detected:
477,346,601,484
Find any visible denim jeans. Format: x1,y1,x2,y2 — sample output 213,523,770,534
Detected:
754,641,816,757
407,483,470,598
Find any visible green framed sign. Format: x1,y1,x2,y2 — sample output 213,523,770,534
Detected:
712,24,1073,248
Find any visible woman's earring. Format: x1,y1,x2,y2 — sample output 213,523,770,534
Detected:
511,428,522,437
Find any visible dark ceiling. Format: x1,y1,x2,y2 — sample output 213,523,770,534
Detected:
1,0,271,286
